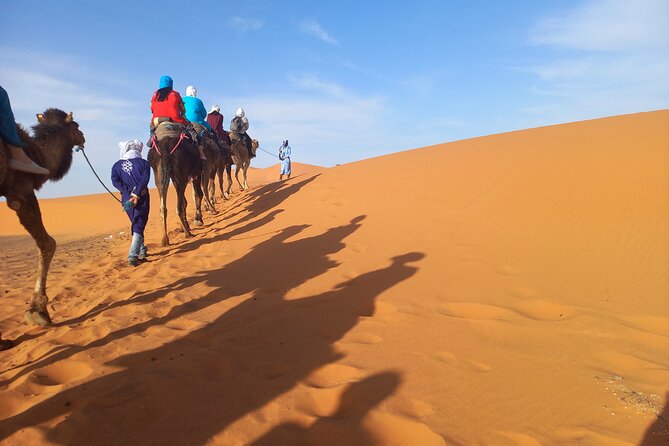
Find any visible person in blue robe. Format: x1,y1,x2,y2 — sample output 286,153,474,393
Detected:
111,140,151,266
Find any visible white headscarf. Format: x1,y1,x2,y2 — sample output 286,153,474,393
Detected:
209,104,220,113
236,107,245,117
186,86,197,97
119,140,144,160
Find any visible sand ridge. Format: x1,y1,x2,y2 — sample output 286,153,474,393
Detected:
0,112,668,445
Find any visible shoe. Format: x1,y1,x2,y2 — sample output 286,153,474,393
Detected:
9,159,49,175
128,258,139,267
138,252,147,260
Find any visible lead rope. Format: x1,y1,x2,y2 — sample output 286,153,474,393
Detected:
257,146,279,158
74,146,122,204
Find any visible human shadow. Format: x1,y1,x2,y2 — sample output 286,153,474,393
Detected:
250,371,402,446
0,216,364,386
0,249,424,445
639,391,668,445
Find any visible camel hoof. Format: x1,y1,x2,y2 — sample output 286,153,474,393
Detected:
193,220,204,227
0,339,14,350
25,309,52,327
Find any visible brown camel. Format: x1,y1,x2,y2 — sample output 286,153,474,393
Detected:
147,122,208,246
0,109,85,350
229,134,259,191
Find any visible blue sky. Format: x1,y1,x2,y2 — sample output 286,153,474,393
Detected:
2,0,668,198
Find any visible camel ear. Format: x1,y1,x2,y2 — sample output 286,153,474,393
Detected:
65,112,73,123
36,113,45,122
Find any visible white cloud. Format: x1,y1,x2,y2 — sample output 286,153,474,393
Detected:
524,0,669,123
530,0,669,51
300,20,338,45
288,75,347,97
230,16,264,31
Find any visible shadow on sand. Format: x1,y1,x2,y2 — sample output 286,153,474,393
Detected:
0,207,425,444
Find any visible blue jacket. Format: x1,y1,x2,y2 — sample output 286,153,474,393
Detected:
183,96,211,130
111,158,151,234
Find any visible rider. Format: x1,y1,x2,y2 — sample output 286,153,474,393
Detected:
1,85,49,175
149,76,206,161
150,76,188,128
206,104,230,145
230,107,254,159
182,85,212,132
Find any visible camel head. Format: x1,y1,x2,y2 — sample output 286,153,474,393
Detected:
251,139,259,155
32,109,85,181
35,109,86,149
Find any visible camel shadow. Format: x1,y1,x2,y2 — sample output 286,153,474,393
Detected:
0,215,364,386
250,371,402,446
155,174,318,257
0,239,425,445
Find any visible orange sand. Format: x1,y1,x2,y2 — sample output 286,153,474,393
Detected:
0,112,667,445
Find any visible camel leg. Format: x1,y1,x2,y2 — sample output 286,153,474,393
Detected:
224,164,232,199
208,169,217,206
159,188,169,246
201,167,217,214
7,193,55,327
216,166,224,200
155,174,170,246
243,164,249,190
191,174,205,226
152,153,171,246
235,164,244,191
173,178,192,237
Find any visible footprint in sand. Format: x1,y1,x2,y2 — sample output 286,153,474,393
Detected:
438,302,514,321
433,351,492,373
392,398,435,418
303,363,362,389
505,286,540,299
511,299,578,321
24,360,93,392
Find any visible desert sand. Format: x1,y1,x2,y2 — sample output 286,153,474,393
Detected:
0,111,667,445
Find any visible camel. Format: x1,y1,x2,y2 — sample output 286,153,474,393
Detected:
0,109,85,350
229,134,259,191
147,122,210,246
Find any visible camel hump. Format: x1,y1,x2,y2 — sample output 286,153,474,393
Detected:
155,121,186,141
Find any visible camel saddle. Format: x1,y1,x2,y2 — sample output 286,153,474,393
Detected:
154,121,188,141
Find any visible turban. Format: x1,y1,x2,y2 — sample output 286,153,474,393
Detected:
119,139,144,160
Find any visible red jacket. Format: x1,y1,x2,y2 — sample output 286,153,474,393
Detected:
151,90,187,124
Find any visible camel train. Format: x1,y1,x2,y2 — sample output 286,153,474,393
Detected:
148,120,259,246
1,110,257,349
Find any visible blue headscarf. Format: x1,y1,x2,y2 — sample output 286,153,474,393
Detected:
159,76,173,89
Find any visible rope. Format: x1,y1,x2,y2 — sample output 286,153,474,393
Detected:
75,146,122,204
257,146,279,159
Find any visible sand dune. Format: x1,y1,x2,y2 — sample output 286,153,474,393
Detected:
1,111,667,445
